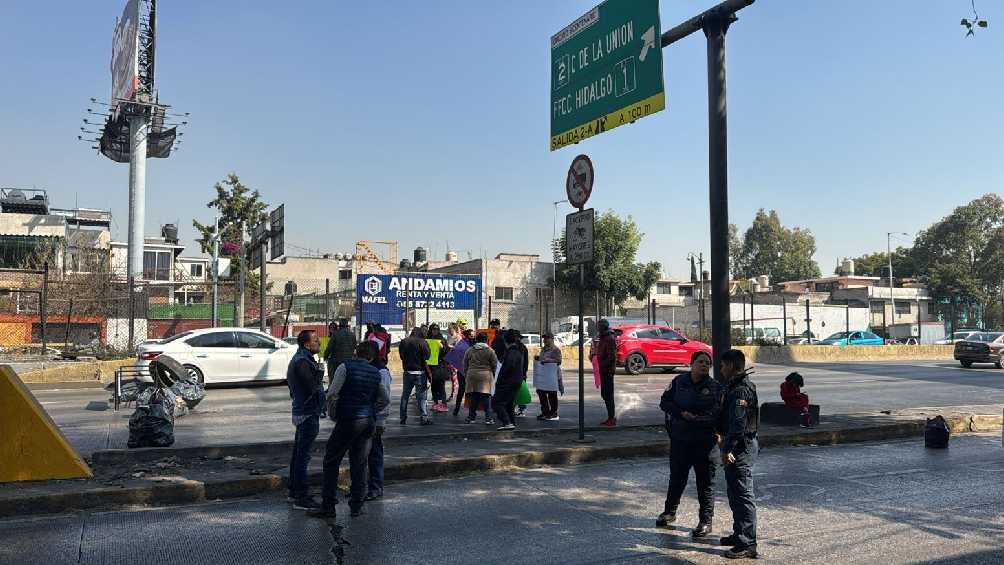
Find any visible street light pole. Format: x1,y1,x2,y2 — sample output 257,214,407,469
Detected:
887,231,908,339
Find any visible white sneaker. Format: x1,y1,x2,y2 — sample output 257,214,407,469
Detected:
545,415,560,421
497,423,516,431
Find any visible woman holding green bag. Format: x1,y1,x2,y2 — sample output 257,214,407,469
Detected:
513,330,532,417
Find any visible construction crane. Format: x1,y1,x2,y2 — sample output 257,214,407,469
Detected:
355,240,399,273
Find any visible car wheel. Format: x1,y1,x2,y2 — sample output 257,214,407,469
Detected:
996,361,1003,370
960,360,973,369
184,364,205,385
626,353,646,375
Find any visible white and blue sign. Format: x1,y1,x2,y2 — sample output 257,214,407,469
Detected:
356,273,482,325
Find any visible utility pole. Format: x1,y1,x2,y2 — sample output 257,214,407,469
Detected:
236,221,245,328
887,231,908,339
259,238,268,333
210,216,219,327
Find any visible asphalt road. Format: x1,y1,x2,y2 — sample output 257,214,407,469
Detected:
30,360,1004,455
2,434,1002,564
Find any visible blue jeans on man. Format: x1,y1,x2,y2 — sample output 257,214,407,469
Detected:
400,371,429,422
724,437,758,551
288,415,319,500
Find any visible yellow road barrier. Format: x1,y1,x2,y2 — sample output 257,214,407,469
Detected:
0,365,92,482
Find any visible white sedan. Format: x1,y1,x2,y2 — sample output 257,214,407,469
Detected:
135,328,297,384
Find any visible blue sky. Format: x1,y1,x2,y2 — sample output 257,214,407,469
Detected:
0,1,1001,278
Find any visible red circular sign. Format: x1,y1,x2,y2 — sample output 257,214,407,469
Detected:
566,154,594,209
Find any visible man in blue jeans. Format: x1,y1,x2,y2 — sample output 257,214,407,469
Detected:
397,327,432,425
310,341,390,519
286,329,326,510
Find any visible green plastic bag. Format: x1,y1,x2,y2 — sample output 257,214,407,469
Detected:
515,380,532,406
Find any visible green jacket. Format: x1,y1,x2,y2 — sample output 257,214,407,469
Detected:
324,328,357,366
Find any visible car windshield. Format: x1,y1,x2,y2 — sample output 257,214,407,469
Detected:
977,332,1004,342
159,331,193,344
557,323,574,333
952,332,973,339
824,332,849,340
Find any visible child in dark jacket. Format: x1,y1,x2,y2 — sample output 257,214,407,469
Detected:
780,372,812,428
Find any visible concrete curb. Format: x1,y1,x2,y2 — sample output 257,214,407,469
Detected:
5,414,1000,519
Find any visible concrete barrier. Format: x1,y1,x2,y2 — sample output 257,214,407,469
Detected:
17,359,132,384
736,345,954,365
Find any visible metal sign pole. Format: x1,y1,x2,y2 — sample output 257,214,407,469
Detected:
578,262,585,441
259,241,267,333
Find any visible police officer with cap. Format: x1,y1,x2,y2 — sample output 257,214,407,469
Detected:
717,349,759,560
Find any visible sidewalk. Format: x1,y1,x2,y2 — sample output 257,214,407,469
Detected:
2,405,1000,518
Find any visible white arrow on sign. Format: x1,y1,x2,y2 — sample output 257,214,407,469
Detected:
639,26,655,62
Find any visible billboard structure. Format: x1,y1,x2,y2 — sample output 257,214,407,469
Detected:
356,273,482,327
82,0,185,283
110,0,139,120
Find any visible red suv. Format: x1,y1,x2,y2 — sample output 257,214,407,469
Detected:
614,324,712,375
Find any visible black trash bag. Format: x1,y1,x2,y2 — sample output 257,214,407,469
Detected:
109,378,148,403
925,415,950,449
127,388,176,448
171,378,205,409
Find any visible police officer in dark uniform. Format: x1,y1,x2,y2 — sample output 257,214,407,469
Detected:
717,349,760,560
657,350,722,538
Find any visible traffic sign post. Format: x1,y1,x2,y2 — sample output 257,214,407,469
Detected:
564,153,596,441
551,0,755,378
550,0,665,151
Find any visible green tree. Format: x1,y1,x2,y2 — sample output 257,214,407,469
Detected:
731,209,821,283
192,174,269,277
912,193,1004,329
836,247,917,278
552,211,661,313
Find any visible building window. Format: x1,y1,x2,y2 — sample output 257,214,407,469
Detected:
815,282,836,293
679,286,694,297
870,301,885,314
190,264,204,278
494,286,514,301
143,250,172,281
894,301,911,315
338,269,352,280
656,282,674,295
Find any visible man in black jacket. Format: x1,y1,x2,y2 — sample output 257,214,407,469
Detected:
324,319,357,384
493,329,525,430
398,327,431,425
716,349,760,560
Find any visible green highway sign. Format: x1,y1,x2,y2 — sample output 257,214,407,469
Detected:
550,0,665,151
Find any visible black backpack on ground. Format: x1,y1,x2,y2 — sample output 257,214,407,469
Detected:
924,416,950,449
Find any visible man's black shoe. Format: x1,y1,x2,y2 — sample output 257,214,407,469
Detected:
399,418,407,425
307,505,337,519
291,496,321,510
655,512,676,528
724,547,759,559
364,492,383,501
692,522,713,538
719,535,740,547
420,418,433,426
350,506,364,517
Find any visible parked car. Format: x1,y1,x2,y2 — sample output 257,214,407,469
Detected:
737,326,783,344
520,333,542,347
786,330,819,345
613,324,712,375
817,331,884,346
135,328,296,384
935,330,982,345
954,332,1004,368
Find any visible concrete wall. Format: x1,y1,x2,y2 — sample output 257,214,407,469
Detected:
736,344,955,364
